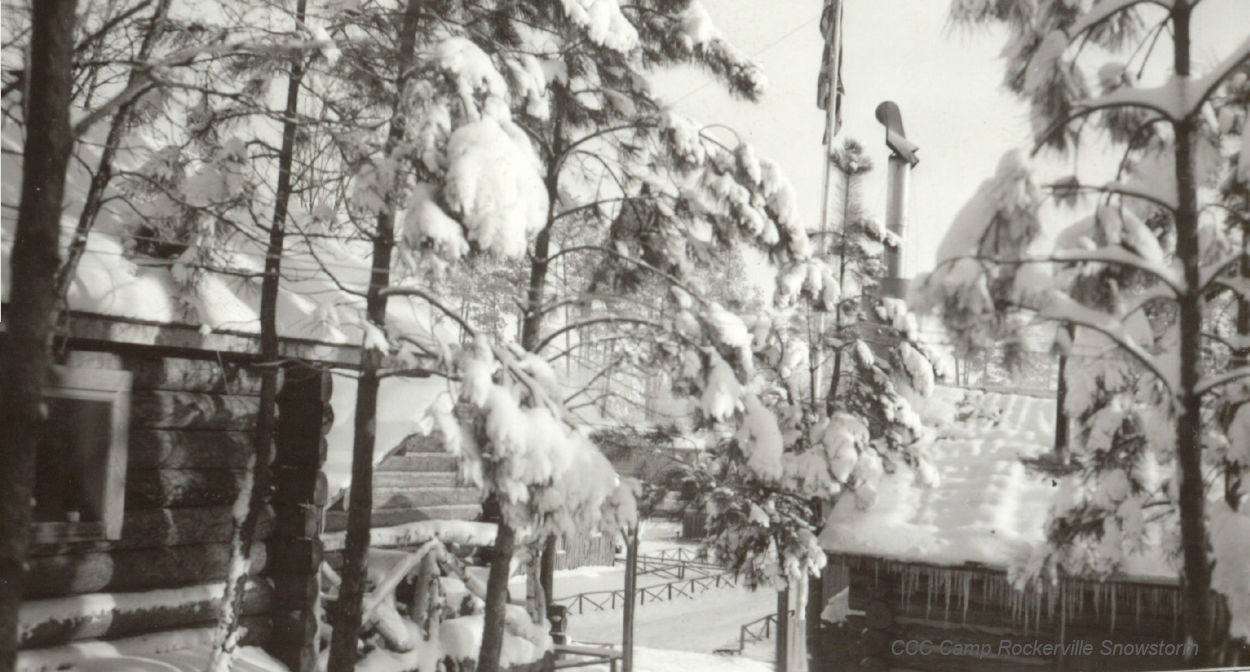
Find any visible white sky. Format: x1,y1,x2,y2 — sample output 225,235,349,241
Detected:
654,0,1250,276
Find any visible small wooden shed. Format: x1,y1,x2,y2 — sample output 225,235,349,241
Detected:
816,390,1194,672
7,311,351,671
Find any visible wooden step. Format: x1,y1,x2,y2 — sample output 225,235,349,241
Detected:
324,504,482,533
371,486,480,510
375,453,459,473
372,471,461,488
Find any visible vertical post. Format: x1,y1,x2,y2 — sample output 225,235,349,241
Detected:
875,101,918,301
267,365,332,671
881,154,910,299
622,526,639,672
776,588,790,672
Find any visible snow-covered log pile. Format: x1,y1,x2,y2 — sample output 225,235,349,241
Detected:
319,538,551,672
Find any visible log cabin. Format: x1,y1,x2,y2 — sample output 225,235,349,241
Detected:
4,311,347,672
814,388,1210,672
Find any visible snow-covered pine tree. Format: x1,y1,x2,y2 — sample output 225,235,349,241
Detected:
668,138,939,665
918,1,1250,661
286,1,791,669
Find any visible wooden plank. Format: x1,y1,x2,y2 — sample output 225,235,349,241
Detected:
129,390,258,431
124,469,246,509
18,578,275,649
127,429,253,469
23,542,268,598
27,506,273,557
64,351,263,394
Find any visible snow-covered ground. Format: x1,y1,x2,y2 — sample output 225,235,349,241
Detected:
509,521,781,665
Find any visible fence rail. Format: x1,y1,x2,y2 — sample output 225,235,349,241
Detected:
733,609,797,653
554,572,738,615
554,549,735,615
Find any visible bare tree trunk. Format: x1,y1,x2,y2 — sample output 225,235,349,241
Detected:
477,523,516,672
0,1,78,666
327,1,422,669
207,3,306,668
621,526,638,672
775,588,789,672
1170,5,1216,665
54,0,171,301
517,141,560,637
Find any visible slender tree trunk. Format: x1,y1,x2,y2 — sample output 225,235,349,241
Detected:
518,143,560,631
206,4,306,668
775,588,789,672
621,526,639,672
54,0,171,301
483,164,556,669
1054,325,1073,462
478,523,516,672
0,1,78,666
1,1,78,664
327,2,422,669
1230,218,1248,510
1170,5,1216,665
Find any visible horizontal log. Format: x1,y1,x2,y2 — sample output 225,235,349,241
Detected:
18,578,274,649
23,542,268,598
125,469,245,509
15,617,274,670
128,430,253,469
65,351,262,394
27,506,273,557
129,391,258,431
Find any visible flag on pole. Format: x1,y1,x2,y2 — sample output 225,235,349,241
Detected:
817,0,845,144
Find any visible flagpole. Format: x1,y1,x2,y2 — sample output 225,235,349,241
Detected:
817,0,844,240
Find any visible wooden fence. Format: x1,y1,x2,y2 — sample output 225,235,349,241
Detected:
554,571,738,615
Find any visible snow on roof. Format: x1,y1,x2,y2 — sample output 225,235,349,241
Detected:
819,387,1175,581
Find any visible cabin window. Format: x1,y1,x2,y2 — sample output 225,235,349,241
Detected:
31,366,131,543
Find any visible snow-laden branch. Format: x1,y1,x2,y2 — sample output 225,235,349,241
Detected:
1199,252,1248,294
1052,247,1185,294
1078,34,1250,122
1043,180,1178,212
1067,0,1173,43
538,244,709,307
1196,366,1250,397
534,316,669,353
948,248,1184,295
73,37,333,138
378,286,479,338
1037,292,1177,394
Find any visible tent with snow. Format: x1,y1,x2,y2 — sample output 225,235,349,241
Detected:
816,387,1191,672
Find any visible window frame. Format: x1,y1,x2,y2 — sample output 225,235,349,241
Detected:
30,365,132,543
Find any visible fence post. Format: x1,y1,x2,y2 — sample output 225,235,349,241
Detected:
622,525,638,672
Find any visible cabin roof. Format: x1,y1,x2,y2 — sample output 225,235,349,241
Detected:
819,387,1176,582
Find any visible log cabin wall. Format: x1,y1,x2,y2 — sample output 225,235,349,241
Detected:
822,554,1193,672
12,315,335,672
